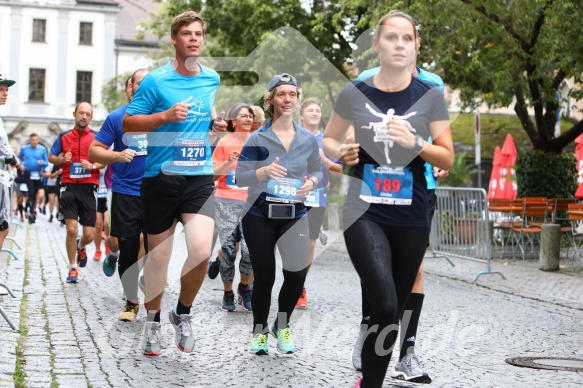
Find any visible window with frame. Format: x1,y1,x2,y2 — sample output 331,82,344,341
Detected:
28,69,46,102
32,19,46,42
76,71,92,103
79,22,93,45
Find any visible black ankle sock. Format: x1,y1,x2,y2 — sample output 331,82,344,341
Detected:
238,282,248,290
400,293,424,360
176,300,191,315
147,310,161,323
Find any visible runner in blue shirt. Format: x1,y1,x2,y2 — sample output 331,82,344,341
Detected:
296,97,343,309
122,11,227,356
90,68,150,323
18,133,48,224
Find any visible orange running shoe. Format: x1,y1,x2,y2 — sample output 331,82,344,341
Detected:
93,250,102,261
296,288,308,308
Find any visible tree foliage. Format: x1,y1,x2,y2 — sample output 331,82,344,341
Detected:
376,0,583,153
100,72,132,113
134,0,583,153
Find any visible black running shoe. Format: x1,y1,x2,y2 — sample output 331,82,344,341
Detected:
207,256,220,279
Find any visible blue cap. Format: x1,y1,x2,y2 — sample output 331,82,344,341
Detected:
268,73,298,92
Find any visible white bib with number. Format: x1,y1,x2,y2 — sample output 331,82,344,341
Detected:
70,162,91,179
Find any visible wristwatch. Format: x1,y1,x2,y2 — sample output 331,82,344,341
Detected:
413,134,425,153
92,164,96,170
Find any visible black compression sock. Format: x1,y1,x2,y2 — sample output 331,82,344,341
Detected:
147,310,161,323
400,293,425,360
176,300,191,315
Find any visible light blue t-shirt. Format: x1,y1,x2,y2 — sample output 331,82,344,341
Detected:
95,104,147,196
356,66,445,190
126,61,220,178
18,144,48,174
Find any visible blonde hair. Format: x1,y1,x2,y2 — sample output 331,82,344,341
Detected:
251,106,265,124
262,87,303,116
300,97,322,115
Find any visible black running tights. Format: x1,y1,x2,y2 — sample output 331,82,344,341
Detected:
242,213,308,334
344,219,429,388
118,234,143,303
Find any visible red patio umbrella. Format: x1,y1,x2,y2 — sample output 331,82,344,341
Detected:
575,134,583,198
488,146,502,199
499,134,518,199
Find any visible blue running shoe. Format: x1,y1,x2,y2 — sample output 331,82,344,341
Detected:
66,268,78,283
103,253,118,277
271,324,295,354
250,333,268,355
76,239,87,268
222,291,235,312
237,285,252,311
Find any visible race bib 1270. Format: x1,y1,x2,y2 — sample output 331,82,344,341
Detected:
173,138,206,166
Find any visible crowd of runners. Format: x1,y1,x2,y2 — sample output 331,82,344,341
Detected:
0,8,454,388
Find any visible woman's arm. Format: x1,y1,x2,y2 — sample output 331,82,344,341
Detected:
421,120,454,171
323,112,360,166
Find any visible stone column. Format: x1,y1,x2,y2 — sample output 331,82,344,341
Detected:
539,224,560,271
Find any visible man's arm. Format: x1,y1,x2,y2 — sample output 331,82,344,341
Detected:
89,139,136,165
48,154,65,165
41,147,49,167
122,103,190,133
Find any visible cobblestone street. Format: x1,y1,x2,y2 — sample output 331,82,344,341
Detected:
1,214,583,387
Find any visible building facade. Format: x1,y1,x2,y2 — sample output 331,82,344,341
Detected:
0,0,160,151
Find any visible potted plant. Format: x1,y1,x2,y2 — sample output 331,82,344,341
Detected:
439,151,479,188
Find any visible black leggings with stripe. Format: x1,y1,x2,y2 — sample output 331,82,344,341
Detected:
344,219,429,388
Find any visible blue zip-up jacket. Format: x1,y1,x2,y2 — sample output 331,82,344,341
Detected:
236,119,323,218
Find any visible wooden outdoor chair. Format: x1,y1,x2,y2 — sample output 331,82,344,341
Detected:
522,197,550,228
567,203,583,261
510,201,549,260
551,198,578,223
489,198,521,253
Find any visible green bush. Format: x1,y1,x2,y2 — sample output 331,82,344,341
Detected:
516,150,577,198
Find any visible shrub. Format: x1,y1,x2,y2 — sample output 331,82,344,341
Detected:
516,150,577,198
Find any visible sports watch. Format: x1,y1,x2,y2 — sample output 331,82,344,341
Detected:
413,134,425,153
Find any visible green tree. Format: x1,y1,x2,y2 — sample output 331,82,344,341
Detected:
136,0,368,106
100,72,133,113
339,0,583,153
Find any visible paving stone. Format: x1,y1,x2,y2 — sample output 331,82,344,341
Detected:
5,221,583,387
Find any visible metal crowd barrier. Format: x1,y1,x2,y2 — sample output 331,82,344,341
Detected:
1,163,19,330
430,187,505,282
